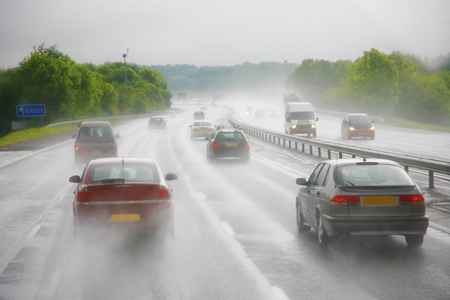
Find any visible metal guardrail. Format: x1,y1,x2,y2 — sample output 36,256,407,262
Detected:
228,115,450,188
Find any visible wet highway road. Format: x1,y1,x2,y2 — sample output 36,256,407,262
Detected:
0,105,449,299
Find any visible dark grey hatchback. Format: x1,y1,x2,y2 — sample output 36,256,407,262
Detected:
295,158,429,247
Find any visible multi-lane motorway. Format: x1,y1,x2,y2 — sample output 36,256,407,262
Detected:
0,104,449,299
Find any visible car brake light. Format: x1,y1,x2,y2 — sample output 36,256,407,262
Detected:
400,195,425,204
194,128,198,131
243,142,249,149
77,185,88,203
209,128,213,131
212,142,219,149
162,122,166,125
159,185,171,201
331,195,360,205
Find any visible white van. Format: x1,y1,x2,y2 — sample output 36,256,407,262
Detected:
285,102,318,137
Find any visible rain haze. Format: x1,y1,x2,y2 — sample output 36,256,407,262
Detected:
1,1,450,299
1,0,449,68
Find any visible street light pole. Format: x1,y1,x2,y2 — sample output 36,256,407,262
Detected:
122,48,129,88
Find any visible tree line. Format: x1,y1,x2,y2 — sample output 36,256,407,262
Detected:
0,44,171,137
286,48,450,126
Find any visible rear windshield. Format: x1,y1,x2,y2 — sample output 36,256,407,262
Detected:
194,121,213,126
77,126,115,143
88,163,159,183
150,117,164,122
290,111,314,120
215,132,245,141
335,164,415,187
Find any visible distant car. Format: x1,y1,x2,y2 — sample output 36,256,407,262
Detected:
254,109,265,119
268,109,279,117
341,113,375,139
148,116,167,130
295,158,429,247
69,157,177,237
206,128,250,161
194,111,205,120
73,121,119,163
190,120,216,139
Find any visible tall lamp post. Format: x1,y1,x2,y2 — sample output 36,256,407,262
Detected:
122,48,129,88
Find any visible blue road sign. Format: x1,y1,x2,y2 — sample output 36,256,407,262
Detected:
17,104,46,117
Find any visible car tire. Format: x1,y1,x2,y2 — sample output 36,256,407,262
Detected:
405,234,424,247
313,130,317,138
317,213,328,247
296,203,310,233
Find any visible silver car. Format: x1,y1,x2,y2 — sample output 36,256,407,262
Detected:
190,120,215,139
295,158,429,247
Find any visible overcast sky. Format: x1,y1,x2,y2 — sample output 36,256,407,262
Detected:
1,0,449,69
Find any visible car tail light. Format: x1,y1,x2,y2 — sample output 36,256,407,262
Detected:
243,142,249,149
399,194,425,204
162,122,166,125
194,128,198,131
331,195,360,205
209,128,213,131
159,185,171,201
212,142,219,149
76,185,88,203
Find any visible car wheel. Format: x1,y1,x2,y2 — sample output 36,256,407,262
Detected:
317,213,328,247
313,130,317,138
405,234,424,247
296,203,310,233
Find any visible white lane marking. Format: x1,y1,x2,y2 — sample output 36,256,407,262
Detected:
0,140,73,168
272,286,291,300
221,222,235,236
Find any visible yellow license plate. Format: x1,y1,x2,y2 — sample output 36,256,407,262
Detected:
362,196,398,206
91,150,101,155
111,214,141,222
225,143,238,147
200,128,207,131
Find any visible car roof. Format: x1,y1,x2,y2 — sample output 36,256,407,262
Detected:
217,128,244,133
150,115,164,118
80,121,112,126
323,158,401,167
346,113,369,117
88,157,157,166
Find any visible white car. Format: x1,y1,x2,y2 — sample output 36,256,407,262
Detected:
190,120,216,139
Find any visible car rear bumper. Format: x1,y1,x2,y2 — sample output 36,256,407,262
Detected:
322,214,429,236
191,131,213,138
73,202,173,228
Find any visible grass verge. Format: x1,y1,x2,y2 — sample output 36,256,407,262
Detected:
0,125,78,147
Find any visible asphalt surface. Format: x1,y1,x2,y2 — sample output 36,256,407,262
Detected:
1,130,449,236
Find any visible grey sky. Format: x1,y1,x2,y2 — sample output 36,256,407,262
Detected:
0,0,449,69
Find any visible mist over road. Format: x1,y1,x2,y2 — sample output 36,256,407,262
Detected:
0,104,449,299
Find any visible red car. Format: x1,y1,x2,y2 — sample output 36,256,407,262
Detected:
69,157,177,237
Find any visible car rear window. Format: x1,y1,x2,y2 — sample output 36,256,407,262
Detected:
335,164,415,187
77,126,115,143
88,163,158,183
194,122,212,126
215,132,245,141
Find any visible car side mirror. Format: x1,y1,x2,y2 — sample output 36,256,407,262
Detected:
115,134,120,139
296,178,308,185
316,117,319,121
165,173,177,181
205,137,210,141
69,175,81,183
72,134,77,139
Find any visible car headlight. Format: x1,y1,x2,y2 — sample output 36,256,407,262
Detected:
292,124,297,129
311,124,316,129
369,126,375,130
349,126,355,131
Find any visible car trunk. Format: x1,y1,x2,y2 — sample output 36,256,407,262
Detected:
87,183,160,203
340,186,423,217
